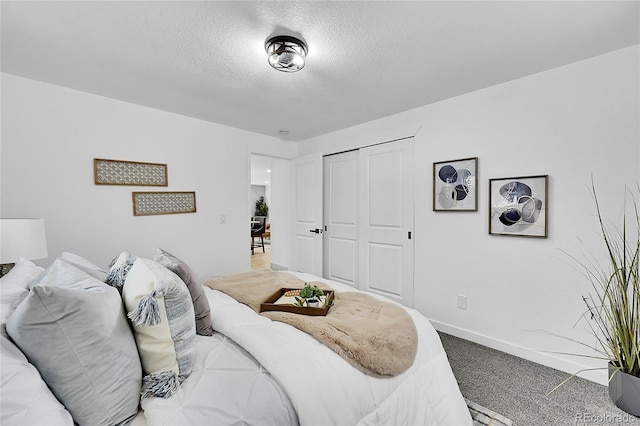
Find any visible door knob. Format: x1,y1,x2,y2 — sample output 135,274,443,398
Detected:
309,228,322,234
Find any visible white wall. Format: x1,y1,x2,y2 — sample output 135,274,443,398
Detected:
269,157,292,271
300,45,640,384
1,73,296,280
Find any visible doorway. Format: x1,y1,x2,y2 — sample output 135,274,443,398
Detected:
250,154,272,271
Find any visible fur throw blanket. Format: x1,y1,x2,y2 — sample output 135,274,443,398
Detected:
204,271,417,377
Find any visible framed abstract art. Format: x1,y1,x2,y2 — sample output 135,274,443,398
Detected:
489,175,548,238
433,157,478,211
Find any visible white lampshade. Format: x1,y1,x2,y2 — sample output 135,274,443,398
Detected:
0,218,48,264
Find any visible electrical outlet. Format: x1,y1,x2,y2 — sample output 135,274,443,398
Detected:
457,295,467,310
219,214,227,224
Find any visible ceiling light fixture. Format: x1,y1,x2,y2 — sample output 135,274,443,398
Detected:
265,35,308,72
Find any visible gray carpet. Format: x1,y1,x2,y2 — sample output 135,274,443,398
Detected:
440,332,638,426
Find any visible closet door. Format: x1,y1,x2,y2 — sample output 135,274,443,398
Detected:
358,138,414,307
323,151,358,288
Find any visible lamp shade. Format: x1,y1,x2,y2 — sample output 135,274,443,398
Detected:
0,218,48,264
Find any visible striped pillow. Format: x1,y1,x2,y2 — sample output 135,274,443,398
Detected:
122,258,195,398
154,248,213,336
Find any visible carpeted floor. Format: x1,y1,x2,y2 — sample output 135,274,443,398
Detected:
440,332,638,426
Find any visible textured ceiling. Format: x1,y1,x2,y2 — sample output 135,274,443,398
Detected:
2,1,639,142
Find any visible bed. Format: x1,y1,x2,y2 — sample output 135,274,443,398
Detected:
1,251,472,426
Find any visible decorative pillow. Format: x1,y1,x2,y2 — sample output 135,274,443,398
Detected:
0,333,73,425
155,248,213,336
60,251,108,281
0,258,44,324
106,251,137,292
122,257,196,398
6,259,142,425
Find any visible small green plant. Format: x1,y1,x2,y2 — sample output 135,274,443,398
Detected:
255,196,269,217
295,283,324,306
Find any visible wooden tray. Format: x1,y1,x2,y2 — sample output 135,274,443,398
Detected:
259,288,334,316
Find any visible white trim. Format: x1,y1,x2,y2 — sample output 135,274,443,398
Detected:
430,319,608,386
270,263,289,271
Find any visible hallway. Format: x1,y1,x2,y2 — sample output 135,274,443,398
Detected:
251,244,271,271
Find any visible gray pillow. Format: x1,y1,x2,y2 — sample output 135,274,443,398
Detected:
6,259,142,425
155,248,213,336
122,257,195,398
60,251,108,282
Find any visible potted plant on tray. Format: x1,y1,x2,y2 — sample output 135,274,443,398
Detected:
565,182,639,416
295,283,325,308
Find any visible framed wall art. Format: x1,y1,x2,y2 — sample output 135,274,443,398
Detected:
132,191,196,216
94,158,168,186
433,157,478,211
489,175,548,238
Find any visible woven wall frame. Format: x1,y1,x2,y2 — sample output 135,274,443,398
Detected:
94,158,168,186
132,192,196,216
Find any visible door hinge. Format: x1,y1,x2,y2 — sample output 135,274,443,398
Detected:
408,231,412,239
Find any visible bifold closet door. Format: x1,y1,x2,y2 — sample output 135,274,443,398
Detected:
358,139,414,307
323,151,359,288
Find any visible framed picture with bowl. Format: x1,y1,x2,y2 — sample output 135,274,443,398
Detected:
489,175,548,238
433,157,478,211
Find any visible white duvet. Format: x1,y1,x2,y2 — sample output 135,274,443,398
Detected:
140,331,297,425
142,274,472,426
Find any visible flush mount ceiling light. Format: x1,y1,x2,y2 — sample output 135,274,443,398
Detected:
265,35,308,72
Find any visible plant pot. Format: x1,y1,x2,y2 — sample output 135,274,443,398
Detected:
306,299,319,308
608,363,640,417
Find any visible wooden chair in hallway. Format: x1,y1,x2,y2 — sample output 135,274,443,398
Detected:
251,216,266,254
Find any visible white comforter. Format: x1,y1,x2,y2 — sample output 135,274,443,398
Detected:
140,332,297,425
204,272,472,426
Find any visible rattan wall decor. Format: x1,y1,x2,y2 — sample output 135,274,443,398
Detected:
94,158,168,186
132,191,197,216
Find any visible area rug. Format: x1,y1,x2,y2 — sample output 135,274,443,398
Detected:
466,398,514,426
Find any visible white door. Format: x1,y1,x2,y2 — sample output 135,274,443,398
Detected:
359,138,414,307
291,152,323,275
323,151,358,288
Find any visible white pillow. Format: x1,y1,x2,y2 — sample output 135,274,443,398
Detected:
7,259,142,425
122,257,195,398
0,258,44,324
106,251,136,292
0,333,73,425
60,251,108,281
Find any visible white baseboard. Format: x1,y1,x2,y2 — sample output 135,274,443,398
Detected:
430,319,608,386
270,263,289,271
